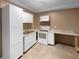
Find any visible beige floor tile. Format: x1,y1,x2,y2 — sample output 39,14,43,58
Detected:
21,43,79,59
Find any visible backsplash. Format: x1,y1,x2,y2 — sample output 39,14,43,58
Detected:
23,23,34,35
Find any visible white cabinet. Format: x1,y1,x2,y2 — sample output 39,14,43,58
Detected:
2,4,23,59
10,5,23,59
48,32,55,45
40,15,49,21
23,32,36,52
22,12,33,23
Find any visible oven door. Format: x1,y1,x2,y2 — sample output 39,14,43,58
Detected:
38,31,48,45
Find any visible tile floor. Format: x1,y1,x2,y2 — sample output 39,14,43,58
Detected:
21,43,79,59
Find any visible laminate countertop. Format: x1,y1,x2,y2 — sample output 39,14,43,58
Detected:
49,29,79,36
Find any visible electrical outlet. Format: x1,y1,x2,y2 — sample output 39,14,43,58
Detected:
55,25,56,28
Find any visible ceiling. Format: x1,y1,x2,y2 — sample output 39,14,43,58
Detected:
7,0,79,13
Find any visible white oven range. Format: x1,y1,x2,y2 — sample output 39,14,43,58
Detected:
38,30,48,45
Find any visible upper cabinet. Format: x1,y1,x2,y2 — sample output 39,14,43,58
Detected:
40,15,50,26
40,15,49,21
22,12,33,23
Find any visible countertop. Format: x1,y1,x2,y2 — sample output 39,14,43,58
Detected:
48,29,79,36
23,31,35,38
35,29,79,36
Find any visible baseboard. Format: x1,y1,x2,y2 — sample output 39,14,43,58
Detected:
48,44,55,46
18,55,23,59
56,42,75,47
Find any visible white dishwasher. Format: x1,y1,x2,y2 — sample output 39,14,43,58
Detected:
48,32,55,45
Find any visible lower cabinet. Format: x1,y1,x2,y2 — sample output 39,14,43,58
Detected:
48,32,55,45
23,32,36,52
10,41,23,59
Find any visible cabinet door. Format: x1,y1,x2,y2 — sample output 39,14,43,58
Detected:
10,41,23,59
24,36,30,51
24,32,36,52
40,15,49,21
22,12,33,23
9,4,23,59
32,32,36,43
48,32,55,45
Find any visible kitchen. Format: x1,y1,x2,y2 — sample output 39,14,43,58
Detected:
0,0,79,59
